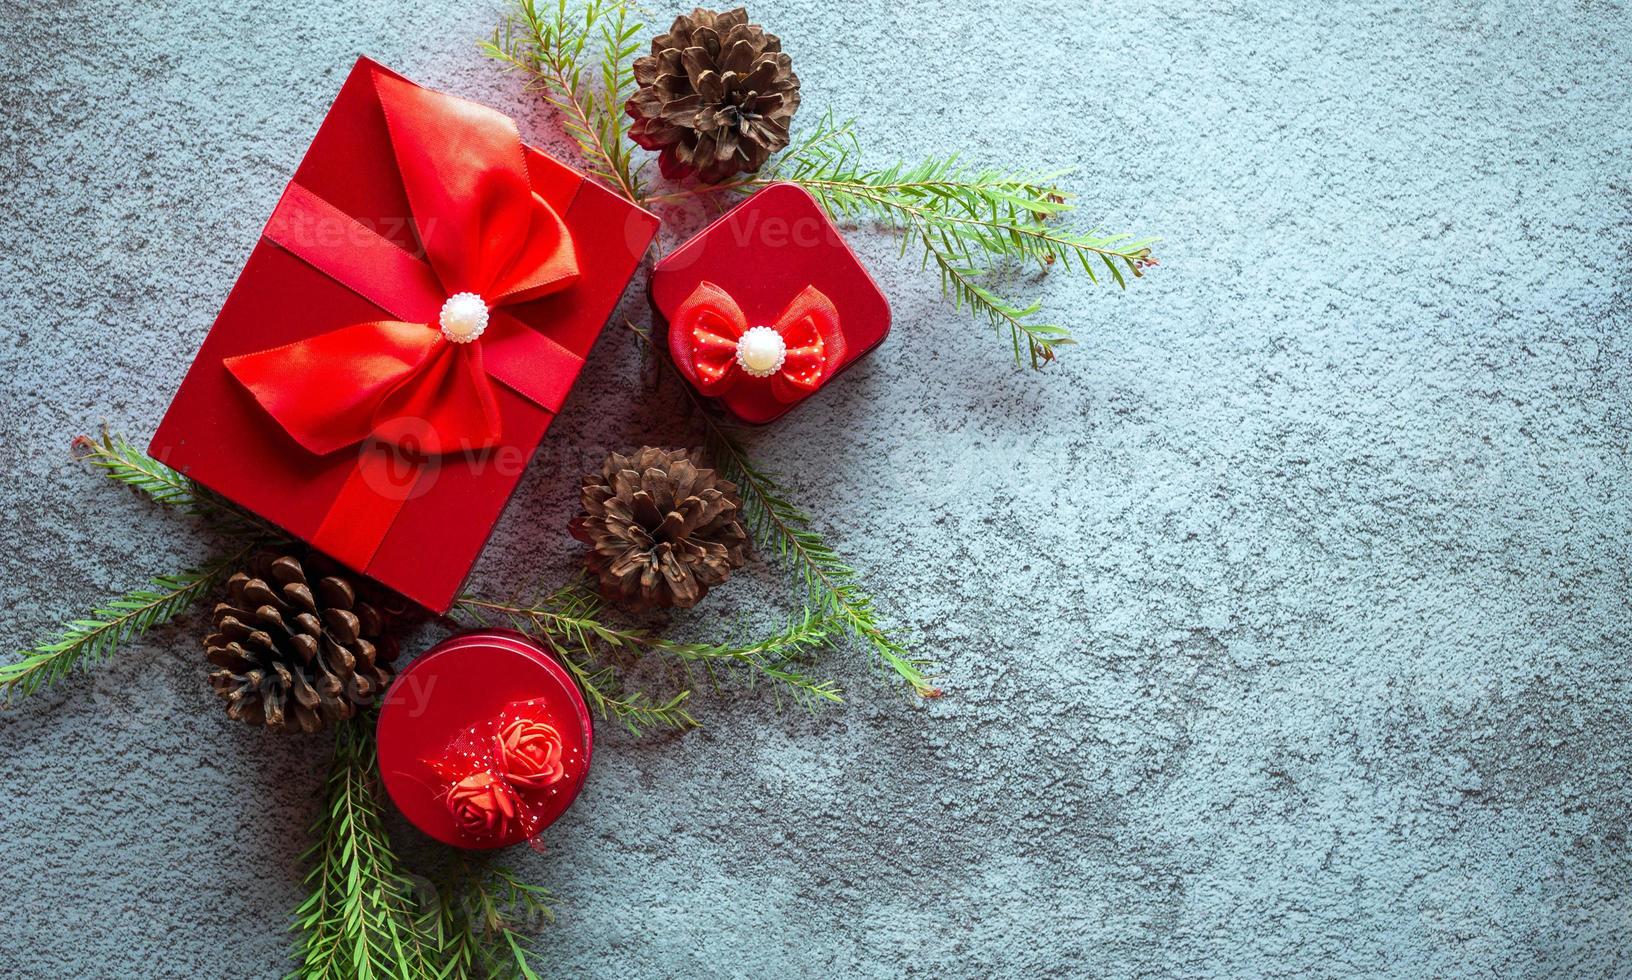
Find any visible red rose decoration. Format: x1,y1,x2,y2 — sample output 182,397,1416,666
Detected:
445,771,520,840
420,695,587,848
495,718,567,790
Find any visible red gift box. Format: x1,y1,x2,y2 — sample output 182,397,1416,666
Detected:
151,57,659,612
650,182,890,424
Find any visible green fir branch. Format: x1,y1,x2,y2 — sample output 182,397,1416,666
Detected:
425,861,555,980
425,887,483,980
293,720,561,979
455,587,701,735
764,117,1156,276
293,714,437,980
626,323,939,698
0,544,256,703
0,430,284,703
458,581,845,712
483,0,646,203
647,114,1158,368
653,608,843,706
701,421,938,697
72,428,280,540
562,649,699,735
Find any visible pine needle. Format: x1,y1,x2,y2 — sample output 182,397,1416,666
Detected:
0,544,256,703
0,431,286,704
482,0,646,204
455,585,701,735
434,863,556,979
647,113,1159,368
72,428,279,540
292,715,438,980
457,579,845,728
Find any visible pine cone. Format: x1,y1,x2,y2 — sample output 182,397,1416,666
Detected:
625,7,800,183
204,552,401,733
569,447,750,610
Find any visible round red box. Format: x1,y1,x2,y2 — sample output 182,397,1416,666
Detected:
376,629,593,849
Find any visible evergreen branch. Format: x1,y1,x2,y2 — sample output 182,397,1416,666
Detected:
458,583,845,710
456,592,699,734
482,0,645,203
429,862,554,980
72,428,280,540
466,865,555,979
625,322,940,698
426,888,482,980
0,543,256,703
702,421,937,697
293,714,437,980
644,113,1158,368
293,724,561,978
765,115,1157,271
910,213,1077,368
556,647,699,735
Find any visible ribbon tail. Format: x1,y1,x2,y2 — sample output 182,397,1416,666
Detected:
224,320,441,456
372,341,504,455
312,448,431,570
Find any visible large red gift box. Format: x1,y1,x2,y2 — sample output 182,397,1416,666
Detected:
152,57,659,612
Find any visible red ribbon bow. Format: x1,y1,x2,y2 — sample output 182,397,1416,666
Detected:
425,698,582,847
225,70,580,457
668,281,847,403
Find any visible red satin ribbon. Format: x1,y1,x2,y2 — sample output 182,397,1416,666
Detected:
221,69,584,569
424,698,582,847
668,281,847,404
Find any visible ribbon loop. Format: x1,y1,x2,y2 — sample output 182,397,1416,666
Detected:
373,71,580,305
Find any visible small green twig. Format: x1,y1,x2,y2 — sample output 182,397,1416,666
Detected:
72,428,282,541
482,0,645,204
455,589,702,734
0,543,258,703
431,861,555,979
458,587,845,708
293,714,436,980
555,646,699,734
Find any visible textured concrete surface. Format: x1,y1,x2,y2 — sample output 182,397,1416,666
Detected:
2,0,1630,976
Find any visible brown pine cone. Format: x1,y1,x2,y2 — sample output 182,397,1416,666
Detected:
569,447,750,610
204,552,401,733
625,7,801,183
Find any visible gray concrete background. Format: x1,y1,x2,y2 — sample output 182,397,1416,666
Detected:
2,0,1630,976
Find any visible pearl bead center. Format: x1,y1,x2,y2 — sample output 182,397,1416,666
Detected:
439,292,489,344
735,326,786,378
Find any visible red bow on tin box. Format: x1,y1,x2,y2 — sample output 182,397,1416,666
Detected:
668,280,848,404
424,698,586,847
